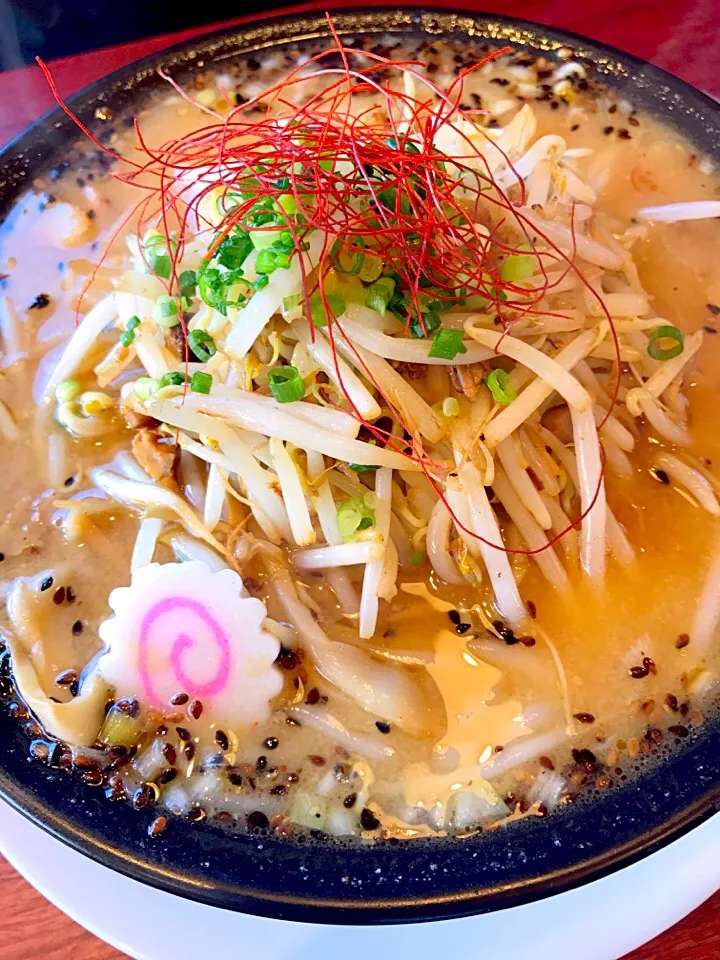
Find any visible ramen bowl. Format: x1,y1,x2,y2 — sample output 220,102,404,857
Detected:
0,7,719,925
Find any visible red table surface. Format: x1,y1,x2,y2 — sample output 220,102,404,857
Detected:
0,2,719,957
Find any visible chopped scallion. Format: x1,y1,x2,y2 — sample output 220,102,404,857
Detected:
190,371,213,394
255,248,279,274
428,327,467,360
134,377,159,402
485,368,517,405
647,325,684,361
364,277,395,316
310,293,346,328
410,550,426,565
216,232,252,270
55,379,81,404
348,462,380,473
336,496,375,540
178,270,197,300
187,328,217,362
500,247,535,283
268,365,305,403
159,371,186,388
153,295,180,328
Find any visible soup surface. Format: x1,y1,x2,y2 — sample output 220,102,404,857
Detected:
0,32,719,841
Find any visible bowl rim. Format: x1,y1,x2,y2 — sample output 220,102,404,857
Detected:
1,5,720,925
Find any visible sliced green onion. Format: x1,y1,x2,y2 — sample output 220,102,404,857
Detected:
310,294,346,328
178,270,197,299
282,293,303,314
348,462,380,473
336,496,375,540
134,377,159,402
120,330,135,347
428,328,468,360
333,237,365,276
410,550,426,565
198,268,227,315
188,328,217,362
409,310,442,339
442,397,460,418
254,275,270,292
55,379,81,404
215,232,253,270
126,315,141,332
159,371,186,388
268,365,305,403
153,295,180,328
364,277,395,316
647,324,685,361
142,231,173,280
255,248,279,275
275,229,295,251
485,368,517,406
500,247,535,283
190,371,213,395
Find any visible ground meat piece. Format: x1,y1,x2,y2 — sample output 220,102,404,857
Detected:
450,362,486,401
123,409,157,431
393,361,427,381
131,428,179,486
165,323,187,359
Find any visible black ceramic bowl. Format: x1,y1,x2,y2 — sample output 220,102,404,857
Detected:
1,6,720,925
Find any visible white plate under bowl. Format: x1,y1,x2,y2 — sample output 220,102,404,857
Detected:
1,798,718,960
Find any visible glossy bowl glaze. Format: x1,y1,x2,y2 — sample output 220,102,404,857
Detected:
1,7,719,924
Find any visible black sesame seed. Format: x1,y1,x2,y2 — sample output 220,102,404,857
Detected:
617,128,631,139
603,125,614,135
676,633,690,649
375,721,391,735
643,656,657,675
30,740,50,761
82,768,104,787
276,646,299,670
572,748,597,766
40,576,53,592
63,476,76,488
666,693,680,711
256,755,268,772
287,772,299,784
187,807,206,822
72,620,83,635
228,772,244,786
132,784,156,809
608,103,618,114
66,586,76,603
188,699,203,720
170,692,189,705
52,586,65,605
573,712,595,724
29,293,50,310
247,810,269,831
629,665,649,679
360,808,381,831
668,724,689,738
707,303,720,316
159,768,177,785
447,610,461,625
570,123,580,132
176,726,190,741
263,736,279,750
55,669,77,686
306,687,321,705
527,600,537,619
215,730,229,751
309,754,326,766
455,622,472,635
343,792,357,808
704,325,717,334
162,743,177,765
518,635,536,647
270,784,287,796
538,755,555,771
184,742,195,762
653,469,670,485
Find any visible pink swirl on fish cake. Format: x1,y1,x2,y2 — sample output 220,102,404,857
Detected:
138,596,231,709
